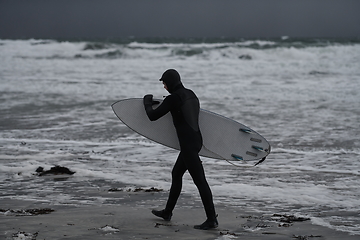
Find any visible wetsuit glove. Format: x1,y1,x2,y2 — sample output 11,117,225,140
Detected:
143,94,153,107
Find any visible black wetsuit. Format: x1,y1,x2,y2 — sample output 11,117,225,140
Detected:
144,84,216,221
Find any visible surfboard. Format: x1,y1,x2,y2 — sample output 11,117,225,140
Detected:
112,98,270,164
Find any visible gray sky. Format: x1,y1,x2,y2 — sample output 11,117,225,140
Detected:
1,0,359,39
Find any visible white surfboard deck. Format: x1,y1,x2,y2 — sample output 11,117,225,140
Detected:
112,98,270,162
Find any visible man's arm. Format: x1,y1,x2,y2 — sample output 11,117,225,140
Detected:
143,94,177,121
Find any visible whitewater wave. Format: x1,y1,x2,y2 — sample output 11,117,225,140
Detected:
2,38,360,61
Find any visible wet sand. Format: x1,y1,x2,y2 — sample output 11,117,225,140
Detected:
1,189,359,240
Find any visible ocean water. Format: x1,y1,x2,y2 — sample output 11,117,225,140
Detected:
0,38,359,235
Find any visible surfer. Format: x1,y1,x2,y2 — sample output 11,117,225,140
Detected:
143,69,218,230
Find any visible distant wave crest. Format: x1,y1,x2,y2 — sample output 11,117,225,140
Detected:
1,38,359,60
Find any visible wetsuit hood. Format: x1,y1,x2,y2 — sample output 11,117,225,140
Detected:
159,69,183,93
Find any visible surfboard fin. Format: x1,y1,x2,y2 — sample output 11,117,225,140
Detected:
231,154,244,161
252,145,265,152
239,128,252,134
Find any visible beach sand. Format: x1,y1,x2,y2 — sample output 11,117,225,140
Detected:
1,189,358,240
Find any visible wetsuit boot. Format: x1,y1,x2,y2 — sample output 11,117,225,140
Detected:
151,209,172,221
194,215,218,230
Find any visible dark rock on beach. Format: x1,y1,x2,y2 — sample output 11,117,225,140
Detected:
36,166,75,176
